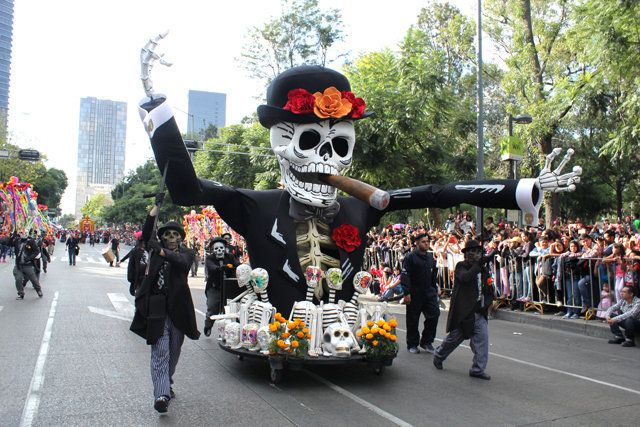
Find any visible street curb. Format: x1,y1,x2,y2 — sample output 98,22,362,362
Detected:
492,309,613,340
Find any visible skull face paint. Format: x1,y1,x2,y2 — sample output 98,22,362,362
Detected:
353,271,373,294
250,268,269,293
161,229,182,250
305,266,322,286
326,268,343,291
271,120,355,208
213,241,226,259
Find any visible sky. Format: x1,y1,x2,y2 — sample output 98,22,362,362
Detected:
7,0,480,215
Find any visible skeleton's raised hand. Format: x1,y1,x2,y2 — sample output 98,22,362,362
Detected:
537,148,582,193
140,31,172,99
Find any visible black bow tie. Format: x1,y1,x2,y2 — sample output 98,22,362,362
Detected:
289,198,340,223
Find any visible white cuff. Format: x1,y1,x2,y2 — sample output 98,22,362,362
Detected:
137,94,173,138
516,178,543,227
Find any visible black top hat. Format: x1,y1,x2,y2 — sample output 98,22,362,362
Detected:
157,221,185,240
210,237,227,246
257,65,373,128
462,240,483,253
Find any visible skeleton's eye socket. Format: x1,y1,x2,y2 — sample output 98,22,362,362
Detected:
334,331,341,337
299,130,321,150
332,137,349,157
343,332,349,338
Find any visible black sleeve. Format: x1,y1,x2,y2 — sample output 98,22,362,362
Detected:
400,253,413,294
120,248,134,263
455,262,481,284
142,214,156,243
163,248,194,272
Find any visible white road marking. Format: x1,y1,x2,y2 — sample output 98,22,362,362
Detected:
394,327,640,396
20,291,59,427
87,293,134,321
304,370,413,427
0,306,3,312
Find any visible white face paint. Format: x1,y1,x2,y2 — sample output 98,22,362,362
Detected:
270,120,355,208
161,229,181,250
213,241,226,259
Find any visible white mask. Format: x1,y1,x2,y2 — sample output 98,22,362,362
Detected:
271,120,355,208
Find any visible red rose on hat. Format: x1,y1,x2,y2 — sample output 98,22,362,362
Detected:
332,223,361,253
341,91,366,118
283,88,315,114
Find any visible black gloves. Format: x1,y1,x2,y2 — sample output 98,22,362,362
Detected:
146,239,162,253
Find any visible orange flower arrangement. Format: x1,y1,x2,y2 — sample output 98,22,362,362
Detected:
283,87,366,120
356,318,399,360
268,313,311,357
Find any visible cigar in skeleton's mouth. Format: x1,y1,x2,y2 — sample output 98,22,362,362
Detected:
318,174,389,210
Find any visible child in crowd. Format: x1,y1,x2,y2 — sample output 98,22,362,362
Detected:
596,283,612,319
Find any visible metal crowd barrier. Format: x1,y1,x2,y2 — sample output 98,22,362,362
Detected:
363,246,633,320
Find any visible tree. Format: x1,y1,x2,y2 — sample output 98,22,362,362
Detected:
32,168,68,211
58,214,77,229
239,0,345,85
81,193,113,222
103,160,191,226
484,0,589,223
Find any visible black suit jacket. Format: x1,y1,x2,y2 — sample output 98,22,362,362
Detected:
139,97,540,313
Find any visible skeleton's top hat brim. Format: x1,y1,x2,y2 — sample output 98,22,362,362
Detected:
157,221,185,240
257,65,373,128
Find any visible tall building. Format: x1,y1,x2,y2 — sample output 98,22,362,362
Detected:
75,97,127,217
187,90,226,136
0,0,15,125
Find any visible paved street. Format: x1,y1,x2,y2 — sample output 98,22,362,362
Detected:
1,243,639,427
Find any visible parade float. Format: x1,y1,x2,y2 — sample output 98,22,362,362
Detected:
137,32,580,383
0,176,56,237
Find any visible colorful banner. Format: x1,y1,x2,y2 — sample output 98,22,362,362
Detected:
0,176,55,237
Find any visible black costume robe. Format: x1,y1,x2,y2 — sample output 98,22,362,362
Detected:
139,97,542,313
130,214,200,344
446,260,494,339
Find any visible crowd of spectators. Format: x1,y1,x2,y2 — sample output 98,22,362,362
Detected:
365,211,640,320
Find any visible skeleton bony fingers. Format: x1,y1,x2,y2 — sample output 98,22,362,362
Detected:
140,30,172,99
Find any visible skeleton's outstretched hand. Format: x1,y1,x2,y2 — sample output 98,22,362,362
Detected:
537,148,582,193
140,31,172,99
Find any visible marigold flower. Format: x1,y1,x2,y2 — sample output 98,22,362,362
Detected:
291,340,299,348
367,320,374,327
389,319,398,328
302,328,309,334
313,86,352,119
287,322,296,330
362,327,370,334
275,312,283,320
390,334,397,342
299,321,306,328
269,324,278,332
306,334,312,339
273,321,281,329
377,319,385,327
383,324,391,331
297,331,305,339
356,331,363,337
281,332,290,339
277,339,285,348
372,340,379,347
366,333,374,340
371,326,379,334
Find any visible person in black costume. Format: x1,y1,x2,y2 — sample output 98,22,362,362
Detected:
433,240,495,380
203,237,239,337
119,232,147,296
400,233,439,354
129,205,200,413
14,237,43,299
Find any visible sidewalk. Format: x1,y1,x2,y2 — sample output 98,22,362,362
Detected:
361,293,620,341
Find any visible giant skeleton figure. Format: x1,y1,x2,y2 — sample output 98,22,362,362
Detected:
138,33,582,313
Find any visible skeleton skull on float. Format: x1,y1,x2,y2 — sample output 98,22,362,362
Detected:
322,323,356,357
271,120,355,208
212,242,225,259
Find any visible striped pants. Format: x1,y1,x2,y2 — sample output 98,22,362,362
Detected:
150,317,184,399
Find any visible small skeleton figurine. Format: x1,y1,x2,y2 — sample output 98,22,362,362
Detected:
343,271,372,331
289,266,323,356
240,268,275,351
326,268,343,303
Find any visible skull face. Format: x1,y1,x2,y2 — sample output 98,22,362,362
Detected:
353,271,373,294
271,120,355,208
257,325,270,353
305,266,323,287
223,322,240,347
326,268,343,291
251,268,269,293
322,323,355,357
161,229,182,250
236,264,252,288
213,241,226,259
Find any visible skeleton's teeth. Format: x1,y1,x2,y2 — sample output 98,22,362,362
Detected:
305,182,312,190
301,165,308,172
313,184,320,192
320,185,327,193
309,163,316,173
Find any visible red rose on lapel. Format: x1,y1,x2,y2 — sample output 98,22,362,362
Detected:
332,224,361,253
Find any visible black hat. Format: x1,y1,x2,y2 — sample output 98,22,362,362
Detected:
210,237,227,246
257,65,373,128
157,221,185,240
462,240,483,253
